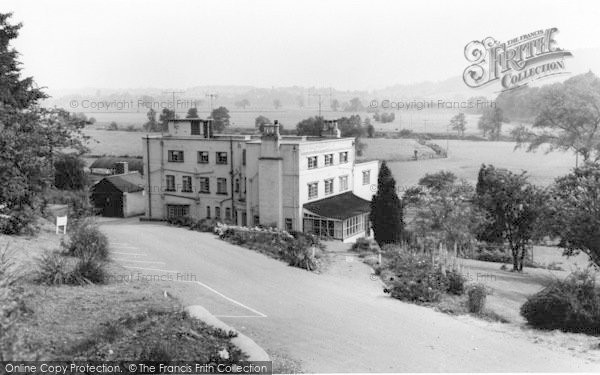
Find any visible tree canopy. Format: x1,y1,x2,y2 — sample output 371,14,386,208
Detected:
370,161,403,246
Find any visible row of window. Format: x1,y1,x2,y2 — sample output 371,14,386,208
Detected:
165,175,228,194
307,151,348,169
307,175,349,199
306,170,371,200
168,150,247,165
166,205,233,220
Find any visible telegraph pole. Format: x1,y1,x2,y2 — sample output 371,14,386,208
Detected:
309,92,325,117
162,90,185,115
205,93,218,112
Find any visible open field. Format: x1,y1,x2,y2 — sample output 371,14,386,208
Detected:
383,140,577,189
83,108,511,136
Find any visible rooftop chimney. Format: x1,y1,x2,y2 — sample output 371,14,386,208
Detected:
322,119,341,138
114,161,129,175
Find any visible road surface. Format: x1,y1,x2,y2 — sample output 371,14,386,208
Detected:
100,219,599,372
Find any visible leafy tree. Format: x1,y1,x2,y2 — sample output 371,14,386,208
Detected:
159,108,176,131
186,107,199,118
107,121,119,130
474,164,547,271
0,12,88,234
273,99,282,109
370,161,403,246
235,99,250,109
478,107,505,140
449,112,466,137
344,97,365,112
143,108,159,132
53,153,87,190
405,171,483,250
296,116,324,136
210,106,230,132
365,117,375,138
512,72,600,162
547,163,600,267
330,99,340,112
255,115,270,133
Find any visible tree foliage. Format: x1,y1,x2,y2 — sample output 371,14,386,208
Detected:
185,107,199,118
547,162,600,267
53,153,87,190
477,107,505,140
404,171,482,250
210,106,230,132
474,164,547,271
0,13,88,234
255,115,270,132
370,162,403,246
512,72,600,162
143,108,160,132
449,112,466,137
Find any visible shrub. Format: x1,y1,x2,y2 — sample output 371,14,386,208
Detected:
61,220,109,261
0,203,37,235
35,251,74,286
215,223,322,271
36,251,106,286
446,269,466,295
386,251,463,303
520,270,600,335
467,284,487,313
44,188,94,218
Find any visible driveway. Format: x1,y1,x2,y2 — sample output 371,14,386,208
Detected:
100,219,599,372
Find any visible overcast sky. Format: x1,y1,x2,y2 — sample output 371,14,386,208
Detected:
4,0,600,93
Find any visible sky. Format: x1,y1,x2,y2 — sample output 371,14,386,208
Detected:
3,0,600,94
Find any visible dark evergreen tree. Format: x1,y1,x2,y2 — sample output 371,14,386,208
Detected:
369,161,403,246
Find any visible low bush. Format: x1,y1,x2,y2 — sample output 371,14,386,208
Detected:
0,203,37,235
215,223,322,271
61,220,109,261
385,251,465,303
36,251,106,286
520,270,600,335
467,284,487,313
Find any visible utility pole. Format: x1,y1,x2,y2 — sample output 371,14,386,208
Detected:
309,92,325,117
205,93,218,113
162,90,185,116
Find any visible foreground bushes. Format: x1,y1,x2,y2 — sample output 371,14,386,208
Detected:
215,224,322,271
61,220,109,260
36,220,108,286
384,250,466,303
166,216,220,232
520,270,600,335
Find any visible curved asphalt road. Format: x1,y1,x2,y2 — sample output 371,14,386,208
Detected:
100,219,599,372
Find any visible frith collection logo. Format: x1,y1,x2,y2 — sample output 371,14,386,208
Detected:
463,28,572,91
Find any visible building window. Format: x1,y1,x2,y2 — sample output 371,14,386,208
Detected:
344,215,363,237
235,178,240,193
244,177,247,194
324,178,334,195
199,177,210,193
308,182,318,199
324,154,333,166
168,150,184,162
254,215,259,225
339,175,348,191
198,151,209,163
217,178,227,194
191,120,201,135
165,175,175,191
215,207,221,219
167,204,189,218
339,151,348,163
206,206,211,218
216,152,228,164
242,149,246,166
285,218,293,232
241,212,247,226
225,208,231,220
308,156,318,169
362,170,371,185
182,175,193,192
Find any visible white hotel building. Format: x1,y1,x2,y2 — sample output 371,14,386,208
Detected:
142,119,379,242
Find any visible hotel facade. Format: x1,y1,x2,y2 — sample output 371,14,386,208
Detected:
142,119,378,242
